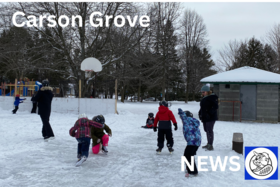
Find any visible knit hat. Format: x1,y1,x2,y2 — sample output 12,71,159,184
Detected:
16,94,20,97
201,85,210,92
78,113,87,119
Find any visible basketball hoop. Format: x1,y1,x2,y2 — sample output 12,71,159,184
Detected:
81,57,102,72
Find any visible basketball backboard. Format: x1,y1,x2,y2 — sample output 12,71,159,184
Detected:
81,57,102,72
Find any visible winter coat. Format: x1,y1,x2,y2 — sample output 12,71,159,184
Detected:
178,108,201,146
14,97,24,106
91,123,112,146
199,93,219,123
146,117,154,127
69,118,103,139
33,86,54,117
154,106,177,129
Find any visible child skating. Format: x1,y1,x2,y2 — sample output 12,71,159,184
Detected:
141,113,155,129
69,113,103,167
154,101,177,154
178,108,201,177
12,94,26,114
91,115,112,154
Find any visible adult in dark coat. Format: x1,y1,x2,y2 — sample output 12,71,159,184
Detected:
33,79,55,141
198,85,219,151
31,91,38,113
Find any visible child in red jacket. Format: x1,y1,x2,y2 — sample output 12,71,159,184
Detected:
154,101,177,154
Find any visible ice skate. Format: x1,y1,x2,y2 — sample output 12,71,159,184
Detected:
75,156,87,167
185,173,198,178
156,148,162,154
44,136,55,142
205,144,214,151
168,147,174,154
202,144,208,149
102,145,108,154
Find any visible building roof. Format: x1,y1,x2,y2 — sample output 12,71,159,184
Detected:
201,66,280,84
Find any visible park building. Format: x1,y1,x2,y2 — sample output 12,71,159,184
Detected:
200,66,280,123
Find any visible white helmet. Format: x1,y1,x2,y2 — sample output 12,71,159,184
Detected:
78,113,87,119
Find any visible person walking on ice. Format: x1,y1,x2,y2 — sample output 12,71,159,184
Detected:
33,79,55,141
178,109,201,177
91,115,112,154
153,101,177,154
69,113,103,167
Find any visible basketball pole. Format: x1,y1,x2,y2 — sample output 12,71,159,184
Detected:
15,79,17,97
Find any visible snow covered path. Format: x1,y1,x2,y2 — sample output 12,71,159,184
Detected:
0,101,279,187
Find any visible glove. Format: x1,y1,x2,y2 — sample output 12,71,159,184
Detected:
108,133,112,137
153,126,157,132
97,139,101,143
174,123,178,131
70,131,76,137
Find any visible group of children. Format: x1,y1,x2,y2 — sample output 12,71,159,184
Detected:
141,100,202,178
14,93,201,177
69,114,112,167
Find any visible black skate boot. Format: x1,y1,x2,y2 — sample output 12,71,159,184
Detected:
156,148,162,154
168,147,174,154
202,144,208,149
205,144,214,151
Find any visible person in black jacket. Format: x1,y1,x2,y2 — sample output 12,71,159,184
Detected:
31,91,38,113
198,85,218,151
33,79,55,141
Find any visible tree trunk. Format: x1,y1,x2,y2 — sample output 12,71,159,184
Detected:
121,81,125,103
138,79,141,102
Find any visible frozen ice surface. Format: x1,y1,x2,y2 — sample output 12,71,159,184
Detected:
0,101,279,187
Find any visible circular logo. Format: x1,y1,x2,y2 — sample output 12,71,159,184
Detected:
245,148,278,179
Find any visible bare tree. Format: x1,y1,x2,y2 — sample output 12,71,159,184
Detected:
10,2,148,97
265,23,280,73
216,39,242,72
179,9,209,103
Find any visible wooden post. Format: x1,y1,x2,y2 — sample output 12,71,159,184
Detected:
79,79,81,98
115,79,118,114
14,79,17,97
232,133,243,155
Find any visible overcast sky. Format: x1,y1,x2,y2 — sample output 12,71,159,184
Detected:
182,2,280,61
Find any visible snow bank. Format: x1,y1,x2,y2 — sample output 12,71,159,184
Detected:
0,96,115,114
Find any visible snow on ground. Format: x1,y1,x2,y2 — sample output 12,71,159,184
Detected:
0,101,279,187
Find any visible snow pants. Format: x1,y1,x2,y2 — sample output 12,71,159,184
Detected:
203,121,215,146
184,145,199,175
12,106,19,114
40,114,54,138
77,137,91,158
157,129,173,149
31,103,37,113
92,134,109,154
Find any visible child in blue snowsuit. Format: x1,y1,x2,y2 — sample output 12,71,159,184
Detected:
178,108,201,177
12,94,26,114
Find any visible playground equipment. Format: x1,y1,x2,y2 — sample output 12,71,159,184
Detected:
0,78,41,97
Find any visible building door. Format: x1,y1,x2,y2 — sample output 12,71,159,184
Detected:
240,85,257,120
